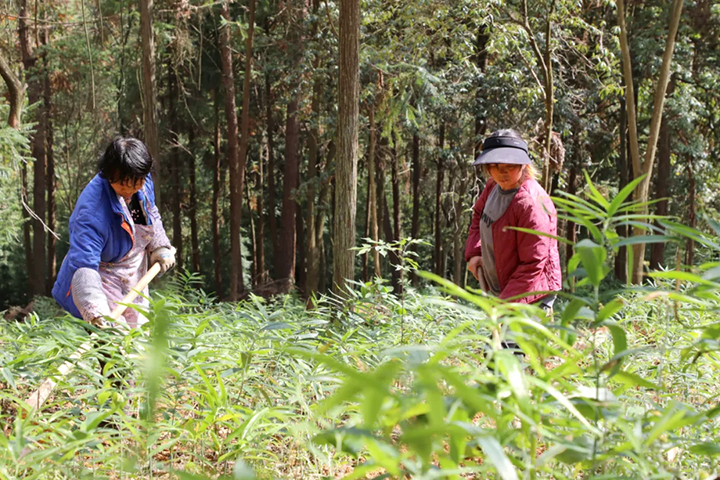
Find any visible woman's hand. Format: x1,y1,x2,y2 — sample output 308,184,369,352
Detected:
150,246,177,275
467,256,483,281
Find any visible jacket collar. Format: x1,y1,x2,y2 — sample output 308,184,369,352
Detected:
98,174,152,226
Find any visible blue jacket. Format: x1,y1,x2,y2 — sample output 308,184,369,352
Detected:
52,174,160,318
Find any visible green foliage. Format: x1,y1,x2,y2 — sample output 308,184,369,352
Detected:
3,177,720,478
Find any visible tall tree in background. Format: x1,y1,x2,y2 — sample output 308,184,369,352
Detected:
219,0,244,299
498,0,557,191
434,121,445,276
168,58,183,271
19,0,47,297
277,1,304,287
238,0,256,283
616,0,684,283
211,90,223,296
265,74,278,276
140,0,160,202
42,19,57,295
332,0,360,293
305,0,324,296
367,89,381,279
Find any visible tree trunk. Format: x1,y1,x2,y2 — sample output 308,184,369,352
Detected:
685,156,696,267
434,122,445,276
256,135,266,284
17,1,33,295
265,74,278,277
306,0,323,296
368,104,381,278
296,189,306,293
473,25,490,156
650,111,671,271
540,1,556,192
565,164,578,260
43,25,56,295
237,0,255,284
278,96,300,283
317,141,335,294
0,52,25,128
168,58,183,272
19,0,47,297
362,153,371,282
617,0,684,283
188,127,200,273
332,0,361,294
219,0,244,299
409,132,421,285
245,178,257,286
452,161,470,287
22,163,32,296
614,96,629,283
391,141,403,294
211,91,222,296
140,0,161,203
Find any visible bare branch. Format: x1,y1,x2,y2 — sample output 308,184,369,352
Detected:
21,187,60,240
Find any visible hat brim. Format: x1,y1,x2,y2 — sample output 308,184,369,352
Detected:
473,147,531,166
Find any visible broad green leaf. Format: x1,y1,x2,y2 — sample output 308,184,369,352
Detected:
576,239,608,286
583,170,610,210
526,377,600,434
596,299,625,323
607,174,647,216
689,443,720,456
612,371,660,390
476,436,519,480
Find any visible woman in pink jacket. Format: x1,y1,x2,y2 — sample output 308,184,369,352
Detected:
465,129,561,311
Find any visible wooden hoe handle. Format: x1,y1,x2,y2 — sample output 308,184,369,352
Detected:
24,262,162,411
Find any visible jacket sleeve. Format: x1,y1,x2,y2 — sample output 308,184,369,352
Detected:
66,213,112,321
144,174,172,252
464,180,494,261
499,196,552,303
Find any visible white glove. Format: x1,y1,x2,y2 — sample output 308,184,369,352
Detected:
150,247,176,276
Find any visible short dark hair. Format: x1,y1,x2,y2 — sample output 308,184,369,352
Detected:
98,137,153,184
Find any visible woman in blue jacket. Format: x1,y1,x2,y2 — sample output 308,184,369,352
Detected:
52,137,175,329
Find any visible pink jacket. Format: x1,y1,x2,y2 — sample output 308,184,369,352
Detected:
465,178,561,304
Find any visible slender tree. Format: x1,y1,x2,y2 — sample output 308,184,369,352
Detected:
140,0,161,202
265,74,278,276
332,0,361,293
43,21,57,295
305,0,323,296
616,0,684,283
277,1,304,286
168,58,183,271
434,121,445,276
367,98,381,278
237,0,256,282
409,132,420,285
188,128,200,273
211,90,223,296
19,0,47,297
219,0,244,299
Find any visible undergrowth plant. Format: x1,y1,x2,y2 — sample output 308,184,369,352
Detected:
0,173,719,479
